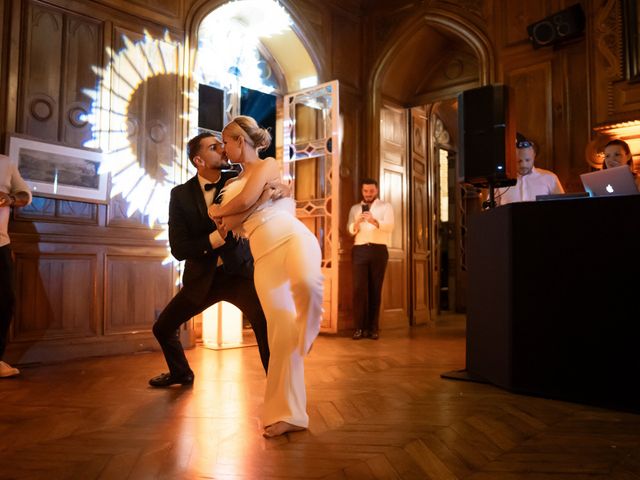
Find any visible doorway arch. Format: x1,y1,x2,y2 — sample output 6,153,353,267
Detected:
185,0,324,97
181,0,343,333
367,9,495,326
367,9,495,172
183,0,323,168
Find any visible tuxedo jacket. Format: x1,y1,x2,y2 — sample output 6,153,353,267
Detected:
168,171,253,304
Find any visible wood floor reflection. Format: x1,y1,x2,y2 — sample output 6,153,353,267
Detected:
1,316,639,479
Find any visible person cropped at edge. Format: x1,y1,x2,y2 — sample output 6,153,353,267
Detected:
0,154,32,378
347,178,394,340
495,133,565,205
147,132,270,388
602,138,640,191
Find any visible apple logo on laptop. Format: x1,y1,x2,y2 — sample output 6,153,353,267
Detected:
606,184,614,193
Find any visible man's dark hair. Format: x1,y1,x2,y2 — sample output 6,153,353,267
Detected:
516,132,534,149
360,178,378,188
186,132,216,167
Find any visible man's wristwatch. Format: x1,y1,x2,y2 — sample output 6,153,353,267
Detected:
8,194,16,206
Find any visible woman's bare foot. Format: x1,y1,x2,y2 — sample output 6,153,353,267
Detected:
263,421,306,438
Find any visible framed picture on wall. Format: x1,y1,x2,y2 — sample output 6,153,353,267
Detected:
6,134,109,204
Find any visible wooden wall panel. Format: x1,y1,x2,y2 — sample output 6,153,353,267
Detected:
554,42,591,191
21,2,63,141
499,2,551,48
381,106,406,151
287,0,328,69
61,14,102,147
382,257,405,312
331,13,361,89
336,90,362,331
412,171,427,254
589,0,640,125
79,0,184,29
413,259,427,314
505,62,554,169
105,254,173,334
13,253,97,340
338,91,361,205
123,0,181,18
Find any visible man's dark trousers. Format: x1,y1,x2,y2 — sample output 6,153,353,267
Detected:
352,243,388,333
152,267,269,377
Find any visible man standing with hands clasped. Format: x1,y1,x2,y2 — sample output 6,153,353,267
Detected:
1,154,32,378
347,178,394,340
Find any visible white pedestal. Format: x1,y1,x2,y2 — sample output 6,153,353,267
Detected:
201,302,248,350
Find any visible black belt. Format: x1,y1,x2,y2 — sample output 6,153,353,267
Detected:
355,243,386,247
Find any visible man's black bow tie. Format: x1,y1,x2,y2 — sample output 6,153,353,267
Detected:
204,183,216,191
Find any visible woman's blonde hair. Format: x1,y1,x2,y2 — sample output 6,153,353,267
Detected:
223,115,272,152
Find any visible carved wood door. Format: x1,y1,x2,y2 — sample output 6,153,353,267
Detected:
379,104,409,328
409,107,431,324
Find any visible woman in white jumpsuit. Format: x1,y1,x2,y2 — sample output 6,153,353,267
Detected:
208,115,324,438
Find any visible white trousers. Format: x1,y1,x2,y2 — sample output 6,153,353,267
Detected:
248,210,324,428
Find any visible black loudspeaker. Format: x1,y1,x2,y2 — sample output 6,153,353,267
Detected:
458,84,516,187
527,4,586,49
198,84,224,132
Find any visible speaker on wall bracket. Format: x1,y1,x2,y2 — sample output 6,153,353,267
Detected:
527,3,586,49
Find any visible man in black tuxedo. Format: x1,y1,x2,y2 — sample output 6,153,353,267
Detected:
148,132,269,387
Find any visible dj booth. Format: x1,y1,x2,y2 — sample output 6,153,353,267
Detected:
465,194,640,411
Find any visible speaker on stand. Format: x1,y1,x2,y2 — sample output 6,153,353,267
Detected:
458,84,517,207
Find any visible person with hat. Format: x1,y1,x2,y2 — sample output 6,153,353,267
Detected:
495,133,565,205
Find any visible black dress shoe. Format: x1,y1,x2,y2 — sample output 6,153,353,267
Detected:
352,329,363,340
148,372,194,387
370,331,379,340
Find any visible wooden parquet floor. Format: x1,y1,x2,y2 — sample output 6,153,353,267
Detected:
1,316,639,480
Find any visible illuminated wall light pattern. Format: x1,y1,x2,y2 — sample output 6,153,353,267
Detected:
81,3,295,284
195,0,291,93
83,31,183,227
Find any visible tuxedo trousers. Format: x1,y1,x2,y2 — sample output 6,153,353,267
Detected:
247,210,324,428
152,266,270,376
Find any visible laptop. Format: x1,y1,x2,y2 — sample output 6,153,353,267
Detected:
579,165,640,197
536,192,589,201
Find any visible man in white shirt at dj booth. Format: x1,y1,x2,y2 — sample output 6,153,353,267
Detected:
495,133,565,205
347,178,395,340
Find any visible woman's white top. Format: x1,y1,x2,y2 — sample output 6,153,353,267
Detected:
220,177,296,238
